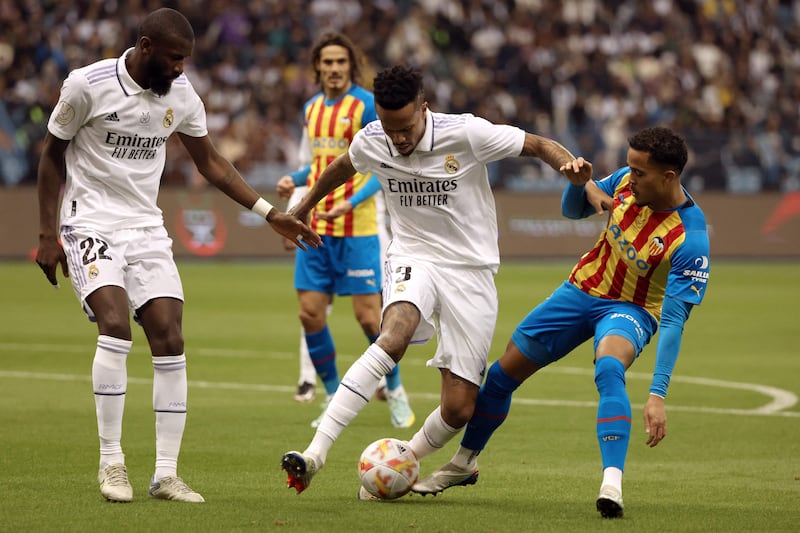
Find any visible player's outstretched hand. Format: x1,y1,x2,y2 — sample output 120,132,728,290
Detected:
643,394,667,448
559,157,593,187
268,212,321,251
276,175,296,200
316,200,353,222
35,237,69,288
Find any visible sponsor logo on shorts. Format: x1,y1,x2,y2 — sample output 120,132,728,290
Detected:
609,312,644,339
347,268,375,278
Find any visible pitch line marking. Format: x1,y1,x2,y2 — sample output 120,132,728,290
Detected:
0,369,797,418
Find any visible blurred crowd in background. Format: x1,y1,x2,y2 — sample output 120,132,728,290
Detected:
1,0,799,193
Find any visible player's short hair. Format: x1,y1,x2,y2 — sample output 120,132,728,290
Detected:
373,65,424,111
628,126,688,174
138,8,194,44
311,32,363,85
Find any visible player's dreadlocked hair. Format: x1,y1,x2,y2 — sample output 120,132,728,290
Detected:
628,126,688,174
139,8,194,44
311,32,364,85
373,65,424,111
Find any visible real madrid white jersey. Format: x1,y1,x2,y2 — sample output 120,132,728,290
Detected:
349,111,524,272
47,48,207,230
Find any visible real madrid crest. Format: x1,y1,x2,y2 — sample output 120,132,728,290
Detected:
163,108,174,128
88,264,99,279
444,154,460,174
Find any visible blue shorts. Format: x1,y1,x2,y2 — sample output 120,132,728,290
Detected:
511,281,657,367
294,235,381,296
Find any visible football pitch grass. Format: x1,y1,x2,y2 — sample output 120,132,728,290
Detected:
1,260,798,532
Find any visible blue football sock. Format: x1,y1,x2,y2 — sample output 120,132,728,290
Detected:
594,356,631,471
461,361,522,452
306,326,338,396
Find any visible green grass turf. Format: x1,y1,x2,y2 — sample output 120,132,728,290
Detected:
1,260,798,532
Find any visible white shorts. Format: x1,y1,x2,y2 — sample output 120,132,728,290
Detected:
383,256,497,386
61,225,183,321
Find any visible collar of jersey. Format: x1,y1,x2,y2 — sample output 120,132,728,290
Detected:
117,48,146,96
386,109,435,157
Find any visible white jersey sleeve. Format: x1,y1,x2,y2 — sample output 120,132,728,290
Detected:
48,70,93,141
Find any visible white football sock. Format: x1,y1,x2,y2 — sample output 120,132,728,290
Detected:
601,466,623,492
307,344,394,465
93,335,132,467
452,445,480,469
407,406,461,460
298,330,317,385
298,303,331,385
152,354,187,480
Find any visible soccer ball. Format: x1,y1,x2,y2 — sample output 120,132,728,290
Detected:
358,437,419,500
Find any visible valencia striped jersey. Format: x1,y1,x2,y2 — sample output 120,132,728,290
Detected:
303,85,377,236
569,168,710,320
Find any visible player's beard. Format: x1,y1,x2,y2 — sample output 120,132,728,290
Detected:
146,59,176,96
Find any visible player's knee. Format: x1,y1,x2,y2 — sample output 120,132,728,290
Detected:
298,309,325,330
594,356,626,392
97,314,131,340
440,401,475,429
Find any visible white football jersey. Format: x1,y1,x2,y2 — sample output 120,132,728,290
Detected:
47,48,207,230
349,111,524,272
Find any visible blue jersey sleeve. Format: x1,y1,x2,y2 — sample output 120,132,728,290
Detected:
665,204,711,305
349,174,381,207
290,166,311,187
561,183,590,219
650,295,693,397
561,168,628,219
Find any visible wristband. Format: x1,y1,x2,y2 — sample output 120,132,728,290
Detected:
251,197,274,220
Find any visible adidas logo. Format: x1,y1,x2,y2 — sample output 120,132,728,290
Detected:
104,112,119,122
380,162,393,169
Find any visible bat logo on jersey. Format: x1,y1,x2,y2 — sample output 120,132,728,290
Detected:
55,102,75,126
139,112,150,125
648,236,665,257
444,155,460,174
163,108,174,128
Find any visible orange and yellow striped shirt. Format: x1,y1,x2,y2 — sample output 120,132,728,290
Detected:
303,85,377,237
569,172,695,321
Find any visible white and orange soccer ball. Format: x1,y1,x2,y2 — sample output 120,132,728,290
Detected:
358,438,419,500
